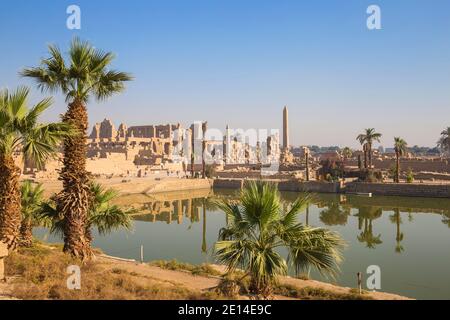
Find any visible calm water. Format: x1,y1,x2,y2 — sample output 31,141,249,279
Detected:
35,189,450,300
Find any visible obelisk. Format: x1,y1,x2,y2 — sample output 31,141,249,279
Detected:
283,106,289,150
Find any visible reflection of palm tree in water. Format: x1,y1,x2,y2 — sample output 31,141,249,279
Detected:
355,207,383,249
389,208,404,253
202,198,207,254
319,202,351,226
441,211,450,228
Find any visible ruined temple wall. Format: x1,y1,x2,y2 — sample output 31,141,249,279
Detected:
346,158,450,173
345,182,450,198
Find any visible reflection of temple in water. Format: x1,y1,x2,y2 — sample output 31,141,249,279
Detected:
134,198,206,224
119,189,217,225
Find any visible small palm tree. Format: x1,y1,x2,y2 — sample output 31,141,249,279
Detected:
19,181,52,247
214,181,345,297
437,127,450,155
394,137,408,183
0,87,72,250
41,183,133,247
22,38,133,260
357,129,382,168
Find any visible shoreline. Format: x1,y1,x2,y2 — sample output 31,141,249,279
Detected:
2,243,412,300
26,175,450,199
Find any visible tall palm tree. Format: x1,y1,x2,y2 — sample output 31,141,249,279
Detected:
22,38,132,260
437,127,450,155
394,137,408,183
0,87,72,250
357,128,382,168
19,181,51,247
214,181,345,297
41,182,133,246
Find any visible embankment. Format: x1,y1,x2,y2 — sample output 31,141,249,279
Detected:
213,179,340,193
344,182,450,198
213,178,450,198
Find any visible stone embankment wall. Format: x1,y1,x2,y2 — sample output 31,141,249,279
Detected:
345,182,450,198
213,179,340,193
119,178,213,195
214,178,450,198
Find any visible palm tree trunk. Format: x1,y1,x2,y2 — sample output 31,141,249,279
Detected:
396,153,400,183
0,155,21,251
19,219,33,248
368,143,372,168
57,99,92,261
363,148,368,169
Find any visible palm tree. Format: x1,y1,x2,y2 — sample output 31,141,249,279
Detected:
41,182,133,246
214,181,345,297
437,127,450,155
22,38,132,260
19,181,51,247
394,137,408,183
357,129,382,168
0,87,72,250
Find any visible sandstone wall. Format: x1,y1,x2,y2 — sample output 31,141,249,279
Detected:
213,179,341,193
345,182,450,198
347,158,450,173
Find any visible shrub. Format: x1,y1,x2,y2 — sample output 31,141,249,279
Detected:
406,168,414,183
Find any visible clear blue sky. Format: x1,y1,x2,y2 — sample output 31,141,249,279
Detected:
1,0,449,148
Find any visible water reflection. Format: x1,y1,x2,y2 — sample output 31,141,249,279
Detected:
116,190,450,256
35,189,450,299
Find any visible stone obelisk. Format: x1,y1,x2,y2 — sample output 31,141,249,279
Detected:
283,106,289,150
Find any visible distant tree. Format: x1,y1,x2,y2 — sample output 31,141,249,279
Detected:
394,137,408,183
357,129,382,169
437,127,450,155
341,147,353,163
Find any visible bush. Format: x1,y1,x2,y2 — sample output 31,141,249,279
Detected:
406,168,414,183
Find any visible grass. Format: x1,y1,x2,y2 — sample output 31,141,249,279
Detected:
4,244,222,300
214,273,373,300
150,259,222,277
274,284,373,300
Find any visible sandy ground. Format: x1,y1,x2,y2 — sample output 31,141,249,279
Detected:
0,252,411,300
96,255,410,300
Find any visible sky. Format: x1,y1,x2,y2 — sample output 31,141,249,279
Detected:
0,0,449,148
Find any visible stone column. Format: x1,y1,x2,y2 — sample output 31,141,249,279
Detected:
283,106,289,150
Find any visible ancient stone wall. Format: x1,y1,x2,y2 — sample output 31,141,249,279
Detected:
346,158,450,173
345,182,450,198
